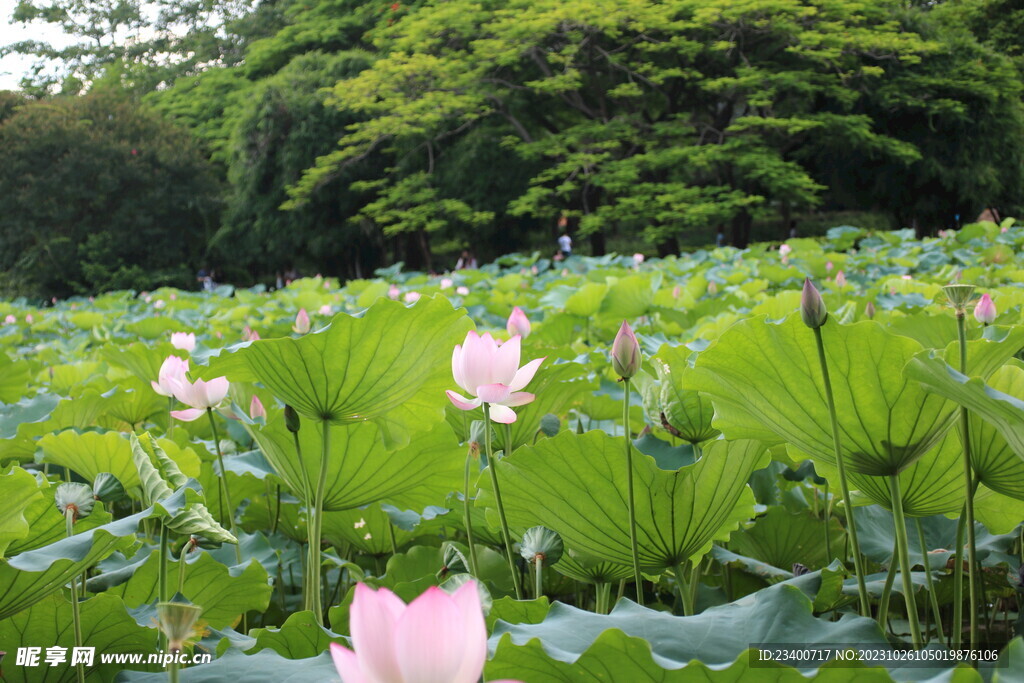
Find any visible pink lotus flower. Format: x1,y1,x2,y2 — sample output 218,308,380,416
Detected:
825,261,834,272
404,291,421,304
672,285,681,299
446,331,544,423
506,307,531,338
388,285,401,300
329,582,486,683
170,332,196,352
611,321,641,378
319,304,332,316
835,271,847,288
249,396,267,420
151,356,190,397
170,293,177,300
3,315,15,324
293,309,311,334
242,326,260,342
25,314,33,324
531,265,538,275
974,293,996,325
440,278,453,289
633,253,644,266
456,286,470,296
154,300,166,310
169,375,230,422
707,281,718,295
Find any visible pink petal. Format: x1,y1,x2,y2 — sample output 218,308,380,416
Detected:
151,380,170,397
203,376,230,406
460,331,494,391
503,391,535,407
492,335,521,385
446,390,482,411
329,643,370,683
508,357,545,392
487,404,517,424
171,408,205,422
451,344,465,392
167,376,195,407
351,584,404,683
476,383,511,404
394,587,467,683
449,582,486,683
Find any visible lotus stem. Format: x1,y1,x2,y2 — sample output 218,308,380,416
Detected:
888,475,923,648
673,562,694,616
167,396,175,439
291,430,316,613
159,523,169,603
823,482,831,562
622,378,644,607
484,404,523,599
878,537,898,631
177,541,191,596
169,663,179,683
812,326,870,616
308,419,333,624
387,521,398,555
206,409,241,564
688,557,702,614
595,582,611,614
955,311,979,649
953,513,966,647
65,510,86,683
916,518,945,644
535,556,543,599
462,415,479,577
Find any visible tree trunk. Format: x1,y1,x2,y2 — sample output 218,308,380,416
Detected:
656,235,678,257
588,231,606,256
730,212,752,249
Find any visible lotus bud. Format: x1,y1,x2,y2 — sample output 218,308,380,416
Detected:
834,270,846,288
318,304,332,316
388,284,400,299
55,482,95,522
973,293,996,325
707,281,718,295
170,332,196,352
156,601,203,652
403,291,420,304
779,244,792,258
3,315,14,324
25,314,33,323
864,301,876,319
672,285,681,299
825,261,833,272
440,277,453,289
293,309,311,334
633,253,644,267
800,278,827,329
249,396,267,420
942,283,976,314
506,307,531,338
456,286,470,296
284,405,301,433
611,321,641,379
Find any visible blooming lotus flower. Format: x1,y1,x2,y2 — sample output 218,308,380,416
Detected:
154,300,166,310
242,326,260,342
293,309,311,334
779,244,792,257
388,285,400,300
506,307,531,338
25,314,33,323
611,321,641,378
249,395,267,420
826,261,834,272
633,253,644,266
974,293,996,325
151,356,190,397
404,291,421,304
440,278,453,289
319,304,332,316
170,332,196,352
329,582,486,683
456,286,470,296
169,375,230,422
3,315,15,324
834,271,847,288
446,331,544,423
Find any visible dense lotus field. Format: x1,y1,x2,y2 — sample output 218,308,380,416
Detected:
3,222,1024,682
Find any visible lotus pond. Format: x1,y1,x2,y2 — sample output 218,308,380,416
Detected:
2,223,1024,682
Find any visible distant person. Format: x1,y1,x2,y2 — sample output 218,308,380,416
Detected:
788,220,798,239
196,267,214,292
715,227,726,247
557,216,572,258
284,266,299,285
455,250,477,270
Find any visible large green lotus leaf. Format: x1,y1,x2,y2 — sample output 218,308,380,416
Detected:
320,502,415,555
600,275,654,319
101,341,181,383
564,282,608,317
114,650,338,682
963,363,1024,500
552,551,633,585
486,584,901,680
729,507,845,572
689,316,1022,476
505,361,592,450
907,353,1024,468
249,417,462,512
204,296,471,449
0,593,156,683
247,610,344,657
807,426,965,518
7,482,112,555
0,352,31,403
102,549,271,629
973,486,1024,535
479,432,768,571
38,430,139,489
101,376,167,428
651,344,719,444
0,467,42,558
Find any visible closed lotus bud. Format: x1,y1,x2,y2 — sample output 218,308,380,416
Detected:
707,281,718,295
865,301,876,319
249,395,266,420
156,601,203,652
800,278,828,329
507,306,531,338
611,321,641,379
284,405,301,433
672,285,681,299
834,270,846,288
293,309,311,334
973,293,996,325
55,482,95,522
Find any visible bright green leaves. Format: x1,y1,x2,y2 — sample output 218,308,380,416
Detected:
644,344,718,444
249,418,462,512
689,315,1022,476
0,467,43,558
480,431,768,571
207,296,471,448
